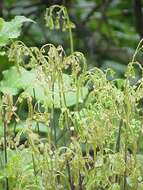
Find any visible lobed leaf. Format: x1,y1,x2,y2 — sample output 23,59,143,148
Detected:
0,16,34,46
0,66,88,108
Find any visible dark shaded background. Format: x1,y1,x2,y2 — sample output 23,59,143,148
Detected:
0,0,143,76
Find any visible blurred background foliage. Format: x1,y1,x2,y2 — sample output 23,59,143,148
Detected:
0,0,143,76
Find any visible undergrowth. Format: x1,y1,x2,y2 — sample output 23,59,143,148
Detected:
0,5,143,190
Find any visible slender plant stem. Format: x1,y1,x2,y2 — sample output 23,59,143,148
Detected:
123,124,128,190
79,171,83,190
33,88,40,134
66,10,74,54
3,120,9,190
69,27,74,54
123,78,130,190
66,160,74,190
13,121,17,137
115,119,123,184
59,71,75,189
116,119,123,152
32,153,38,185
52,82,57,147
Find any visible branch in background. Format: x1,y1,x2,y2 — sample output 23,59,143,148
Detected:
8,2,42,11
83,0,113,24
72,15,140,66
82,1,104,24
96,45,143,66
41,0,71,6
0,0,3,17
133,0,143,39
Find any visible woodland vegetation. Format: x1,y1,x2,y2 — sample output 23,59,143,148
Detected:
0,0,143,190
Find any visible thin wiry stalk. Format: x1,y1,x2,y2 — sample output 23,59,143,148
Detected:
123,127,128,190
3,120,9,190
51,82,57,147
66,161,74,190
79,171,83,190
115,119,123,184
64,8,74,54
32,153,38,185
116,119,123,152
59,71,75,189
33,88,40,134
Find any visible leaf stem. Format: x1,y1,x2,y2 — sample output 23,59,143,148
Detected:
3,120,9,190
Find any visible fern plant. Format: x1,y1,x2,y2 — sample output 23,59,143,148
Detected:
0,5,143,190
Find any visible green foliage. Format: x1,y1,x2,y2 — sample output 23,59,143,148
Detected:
0,65,88,108
0,5,143,190
2,0,141,71
0,16,34,46
45,5,75,31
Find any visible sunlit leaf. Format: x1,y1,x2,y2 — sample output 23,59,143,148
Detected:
0,16,34,46
0,66,88,108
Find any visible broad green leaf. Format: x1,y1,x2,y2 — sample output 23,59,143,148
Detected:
0,119,49,141
136,154,143,175
10,121,49,134
0,66,36,95
0,66,88,108
26,73,88,108
0,16,34,46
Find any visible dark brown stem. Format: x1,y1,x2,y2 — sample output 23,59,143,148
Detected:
116,119,123,152
0,0,3,17
82,1,103,24
83,0,113,24
79,172,83,190
133,0,143,38
66,161,74,190
115,119,123,183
